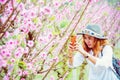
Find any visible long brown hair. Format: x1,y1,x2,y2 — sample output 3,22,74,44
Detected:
82,36,109,57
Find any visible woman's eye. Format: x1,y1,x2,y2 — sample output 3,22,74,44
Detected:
88,37,91,39
89,37,94,40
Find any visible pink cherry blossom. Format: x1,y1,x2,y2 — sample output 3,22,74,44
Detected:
0,55,3,60
48,33,53,39
4,31,10,38
1,49,6,56
54,2,59,7
43,7,52,15
0,0,7,4
75,1,81,11
23,71,28,76
14,52,21,58
5,52,11,58
0,48,11,58
52,57,59,62
21,78,25,80
27,22,37,31
14,47,24,58
3,75,9,80
53,1,61,8
18,70,22,76
27,40,34,47
40,53,47,59
50,75,55,80
18,3,25,11
20,27,30,34
10,58,15,63
0,60,7,67
27,63,32,70
16,47,24,52
1,15,8,24
24,47,29,54
92,0,99,2
89,0,100,3
6,39,18,50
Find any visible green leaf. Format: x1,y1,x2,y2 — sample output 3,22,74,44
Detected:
32,17,39,24
56,61,64,68
35,40,38,45
0,38,7,45
34,74,43,80
18,61,27,70
60,20,69,28
49,16,56,21
0,69,6,77
52,25,61,35
103,12,108,16
107,0,119,6
48,25,53,28
116,7,120,10
31,0,37,3
115,33,120,38
64,2,69,5
52,30,60,35
70,2,75,6
16,34,21,40
12,35,17,39
16,0,22,3
20,41,26,48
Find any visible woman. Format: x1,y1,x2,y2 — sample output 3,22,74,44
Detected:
68,24,118,80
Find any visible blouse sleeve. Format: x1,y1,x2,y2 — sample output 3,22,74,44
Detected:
95,45,113,68
68,52,84,68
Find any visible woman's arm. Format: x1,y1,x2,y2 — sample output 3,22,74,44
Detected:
78,50,97,64
76,44,97,64
68,52,84,68
77,45,113,68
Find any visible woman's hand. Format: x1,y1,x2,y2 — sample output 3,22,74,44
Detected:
70,43,87,56
69,42,83,52
77,44,86,54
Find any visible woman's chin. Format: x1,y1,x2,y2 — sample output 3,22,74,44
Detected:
88,46,92,48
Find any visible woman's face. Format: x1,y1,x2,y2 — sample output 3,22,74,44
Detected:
83,34,97,48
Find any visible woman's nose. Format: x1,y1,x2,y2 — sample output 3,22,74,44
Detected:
87,40,90,44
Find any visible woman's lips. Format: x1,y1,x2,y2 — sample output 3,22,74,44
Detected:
87,44,91,47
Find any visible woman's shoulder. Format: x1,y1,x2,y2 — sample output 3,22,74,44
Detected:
102,45,113,52
103,45,113,49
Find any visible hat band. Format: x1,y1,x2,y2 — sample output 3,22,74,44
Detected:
82,29,103,38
